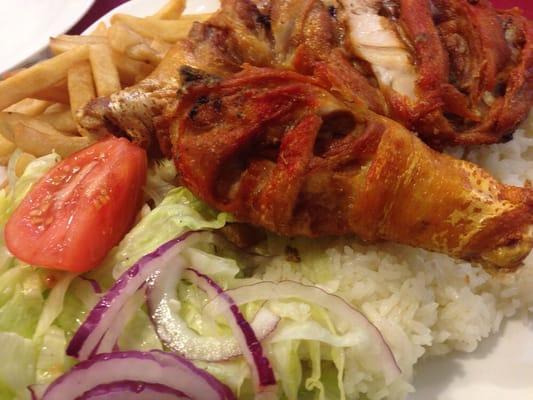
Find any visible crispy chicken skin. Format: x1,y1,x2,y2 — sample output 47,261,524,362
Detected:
77,0,385,149
76,0,533,269
340,0,533,147
172,67,533,270
79,0,533,149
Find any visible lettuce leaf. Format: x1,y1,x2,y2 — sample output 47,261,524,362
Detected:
0,268,44,338
35,326,71,385
0,155,63,397
107,187,231,279
0,332,36,395
33,273,76,339
269,340,302,400
11,153,60,211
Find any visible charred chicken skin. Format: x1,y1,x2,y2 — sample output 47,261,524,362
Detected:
76,0,533,270
79,0,533,149
171,66,533,271
340,0,533,146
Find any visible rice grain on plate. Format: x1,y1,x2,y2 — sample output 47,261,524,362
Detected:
249,115,533,399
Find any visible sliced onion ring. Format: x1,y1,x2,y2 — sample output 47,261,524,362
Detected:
94,288,146,355
80,276,102,294
67,231,202,361
147,262,279,362
205,280,402,384
72,381,189,399
29,384,46,400
40,350,235,400
183,268,277,393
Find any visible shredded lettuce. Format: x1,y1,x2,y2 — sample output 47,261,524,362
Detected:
0,332,36,397
105,187,231,279
119,306,163,352
269,340,302,400
35,326,71,385
33,274,76,339
0,268,44,338
0,154,394,400
0,380,14,400
11,153,60,210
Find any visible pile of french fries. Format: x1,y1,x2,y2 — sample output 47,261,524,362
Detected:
0,0,210,182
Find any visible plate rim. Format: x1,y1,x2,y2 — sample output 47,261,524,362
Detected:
0,0,96,74
76,1,533,399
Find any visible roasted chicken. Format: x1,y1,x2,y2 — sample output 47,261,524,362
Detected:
339,0,533,146
76,0,533,270
171,66,533,270
79,0,533,149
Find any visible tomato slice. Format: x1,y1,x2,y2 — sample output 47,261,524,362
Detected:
5,137,147,272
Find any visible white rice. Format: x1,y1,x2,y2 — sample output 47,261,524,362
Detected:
250,115,533,399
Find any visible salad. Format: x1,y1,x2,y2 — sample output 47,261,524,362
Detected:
0,141,404,399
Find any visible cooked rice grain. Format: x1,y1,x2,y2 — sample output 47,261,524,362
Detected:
252,115,533,399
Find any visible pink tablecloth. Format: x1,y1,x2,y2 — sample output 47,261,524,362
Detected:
492,0,532,18
70,0,532,35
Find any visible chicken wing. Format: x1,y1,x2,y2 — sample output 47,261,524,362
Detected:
171,66,533,270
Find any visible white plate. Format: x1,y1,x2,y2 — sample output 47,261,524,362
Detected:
89,1,533,399
0,0,95,74
84,0,217,32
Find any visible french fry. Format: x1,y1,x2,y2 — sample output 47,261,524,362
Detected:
112,51,154,85
125,44,163,65
49,35,107,55
152,0,186,19
149,38,172,55
38,109,77,133
44,103,70,114
11,121,91,158
2,69,69,104
0,46,89,111
111,13,211,42
108,22,146,53
4,99,51,116
89,44,121,96
1,68,25,80
52,36,152,86
0,112,91,157
0,112,74,140
68,61,95,123
91,21,108,36
108,23,163,64
1,3,207,164
33,78,70,104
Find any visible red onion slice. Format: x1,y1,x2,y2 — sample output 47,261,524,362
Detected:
74,381,189,399
67,231,201,361
80,277,102,294
40,350,235,400
29,385,46,400
94,288,146,355
184,268,277,394
205,280,402,384
147,263,279,362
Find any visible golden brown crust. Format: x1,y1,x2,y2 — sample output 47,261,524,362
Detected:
173,66,533,270
377,0,533,146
